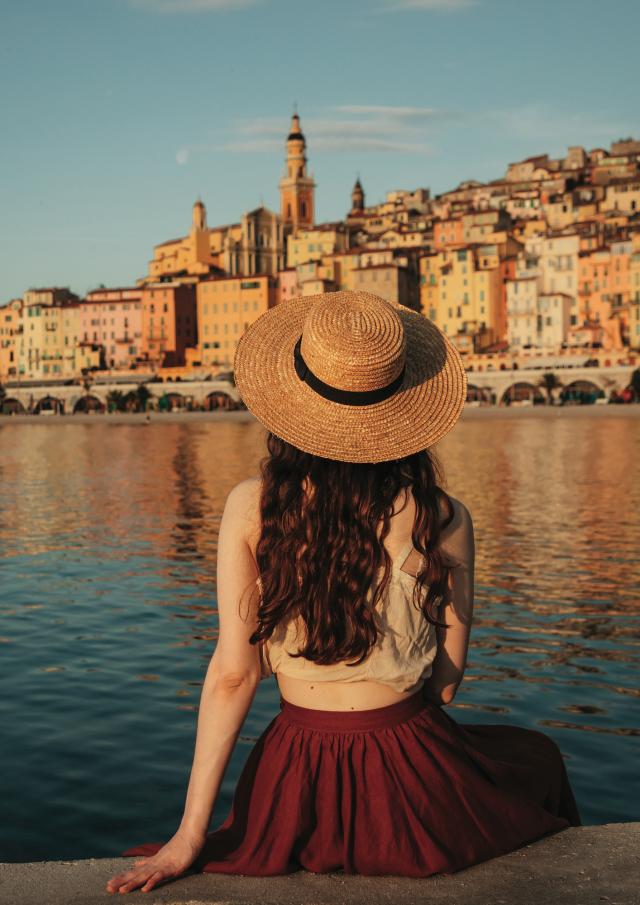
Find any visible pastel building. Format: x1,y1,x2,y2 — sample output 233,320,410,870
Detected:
577,241,631,349
277,268,299,304
18,288,79,379
538,293,572,348
138,283,197,369
196,275,277,368
351,263,419,309
81,288,143,369
0,299,22,379
420,245,505,353
506,278,539,349
287,223,349,268
146,201,285,284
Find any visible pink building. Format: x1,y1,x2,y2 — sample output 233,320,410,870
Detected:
81,288,143,369
277,268,299,304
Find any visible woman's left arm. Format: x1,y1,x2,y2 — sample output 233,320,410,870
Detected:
107,478,263,894
178,477,263,839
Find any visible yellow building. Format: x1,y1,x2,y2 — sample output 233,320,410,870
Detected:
145,200,286,284
287,223,348,268
461,209,511,244
420,246,504,352
196,275,277,369
18,289,80,379
0,299,22,380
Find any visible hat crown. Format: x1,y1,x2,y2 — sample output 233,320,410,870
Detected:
300,292,406,392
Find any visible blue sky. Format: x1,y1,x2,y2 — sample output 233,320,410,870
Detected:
1,0,638,301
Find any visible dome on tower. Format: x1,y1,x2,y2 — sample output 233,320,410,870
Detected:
287,112,305,141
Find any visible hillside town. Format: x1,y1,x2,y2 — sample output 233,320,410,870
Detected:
1,113,640,411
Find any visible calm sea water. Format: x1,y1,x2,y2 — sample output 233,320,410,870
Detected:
1,411,639,863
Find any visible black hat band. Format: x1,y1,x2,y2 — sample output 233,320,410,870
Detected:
293,335,406,406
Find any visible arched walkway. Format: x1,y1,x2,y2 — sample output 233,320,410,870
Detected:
34,395,65,414
205,391,236,411
73,394,106,414
560,380,605,405
1,397,26,415
466,384,492,405
500,382,545,405
158,392,186,412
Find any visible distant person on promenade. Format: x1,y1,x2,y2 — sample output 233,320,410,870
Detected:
107,290,581,895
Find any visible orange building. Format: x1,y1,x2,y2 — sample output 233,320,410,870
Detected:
577,240,631,349
433,218,464,250
196,275,277,369
138,283,197,369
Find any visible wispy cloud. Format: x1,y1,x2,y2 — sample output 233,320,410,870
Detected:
480,104,632,144
176,104,455,163
377,0,480,13
175,102,633,167
130,0,262,13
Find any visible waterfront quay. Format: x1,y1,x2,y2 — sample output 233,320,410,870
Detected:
0,360,637,417
1,825,638,905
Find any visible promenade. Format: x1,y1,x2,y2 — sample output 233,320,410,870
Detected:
1,824,637,905
1,403,639,426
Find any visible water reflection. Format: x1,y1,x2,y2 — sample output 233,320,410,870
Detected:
0,412,638,860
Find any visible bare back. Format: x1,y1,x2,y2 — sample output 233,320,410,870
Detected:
243,479,474,711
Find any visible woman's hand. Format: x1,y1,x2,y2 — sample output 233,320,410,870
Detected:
105,828,206,895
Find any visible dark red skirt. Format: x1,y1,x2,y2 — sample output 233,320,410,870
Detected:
121,691,581,877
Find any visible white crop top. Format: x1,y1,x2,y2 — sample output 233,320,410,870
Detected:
256,539,438,694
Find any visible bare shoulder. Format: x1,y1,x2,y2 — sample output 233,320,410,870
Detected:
223,476,262,541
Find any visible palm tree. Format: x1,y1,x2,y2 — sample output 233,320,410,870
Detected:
631,367,640,402
0,382,6,415
539,371,561,405
135,384,151,413
106,390,126,413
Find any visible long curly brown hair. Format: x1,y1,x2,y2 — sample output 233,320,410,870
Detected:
246,431,457,667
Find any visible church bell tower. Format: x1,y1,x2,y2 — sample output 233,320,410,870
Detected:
279,111,316,235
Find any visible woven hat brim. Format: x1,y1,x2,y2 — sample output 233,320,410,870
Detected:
233,295,467,463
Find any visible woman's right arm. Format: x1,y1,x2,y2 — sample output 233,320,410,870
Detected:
421,496,475,707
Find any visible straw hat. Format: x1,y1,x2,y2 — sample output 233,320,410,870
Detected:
233,290,467,463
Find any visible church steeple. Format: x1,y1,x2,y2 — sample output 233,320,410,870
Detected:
279,110,315,234
351,176,365,213
192,198,207,232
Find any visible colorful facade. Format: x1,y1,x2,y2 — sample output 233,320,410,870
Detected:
138,283,197,369
195,275,277,368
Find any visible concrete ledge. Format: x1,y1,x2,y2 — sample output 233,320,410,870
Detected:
1,824,637,905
